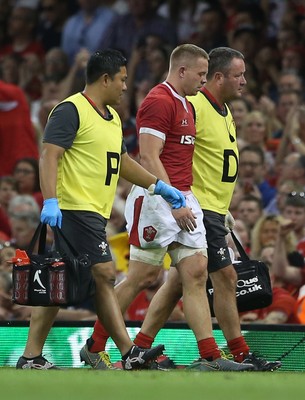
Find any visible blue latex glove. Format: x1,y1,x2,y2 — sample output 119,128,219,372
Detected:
154,180,186,209
40,198,62,228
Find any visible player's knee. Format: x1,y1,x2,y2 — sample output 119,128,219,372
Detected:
92,263,116,286
128,245,166,290
210,265,237,292
169,246,207,266
187,265,208,286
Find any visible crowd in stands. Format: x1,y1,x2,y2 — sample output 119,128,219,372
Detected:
1,0,305,324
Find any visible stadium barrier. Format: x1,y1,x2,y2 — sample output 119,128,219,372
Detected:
0,321,304,371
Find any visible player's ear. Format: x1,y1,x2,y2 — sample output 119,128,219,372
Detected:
99,73,111,86
179,66,186,78
215,72,224,85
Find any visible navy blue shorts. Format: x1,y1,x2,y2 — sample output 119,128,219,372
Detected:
60,210,112,265
203,209,232,273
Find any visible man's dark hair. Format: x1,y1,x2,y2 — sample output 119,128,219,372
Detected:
240,144,265,164
207,47,244,79
285,192,305,209
240,194,263,210
86,49,127,84
13,157,40,193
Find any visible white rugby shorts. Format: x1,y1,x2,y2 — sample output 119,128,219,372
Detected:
125,185,207,249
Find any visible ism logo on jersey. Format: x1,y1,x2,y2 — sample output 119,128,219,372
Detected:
180,135,195,145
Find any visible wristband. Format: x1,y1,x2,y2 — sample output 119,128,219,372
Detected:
147,178,159,195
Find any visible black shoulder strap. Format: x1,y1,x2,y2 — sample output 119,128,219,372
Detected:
230,230,250,262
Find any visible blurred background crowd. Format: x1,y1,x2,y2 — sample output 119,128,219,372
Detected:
1,0,305,325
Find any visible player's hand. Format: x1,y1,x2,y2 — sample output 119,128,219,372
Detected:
154,180,186,209
279,218,295,237
225,211,235,232
172,207,197,232
40,198,62,228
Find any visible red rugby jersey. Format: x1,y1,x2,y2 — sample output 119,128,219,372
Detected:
136,82,196,191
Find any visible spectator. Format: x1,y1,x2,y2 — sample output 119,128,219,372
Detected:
8,194,40,218
265,179,304,215
238,145,276,208
61,0,118,64
273,89,302,139
236,194,264,233
254,45,281,99
99,0,177,60
282,192,305,254
0,3,44,102
277,106,305,162
188,5,228,52
272,217,305,298
281,45,305,76
279,153,305,192
9,210,40,250
0,80,39,176
240,111,275,172
33,47,90,133
113,93,138,157
0,176,17,215
127,39,169,113
277,70,303,95
230,25,260,63
250,214,296,259
0,242,16,272
12,157,43,209
0,4,44,61
157,0,209,44
276,26,299,55
0,0,13,49
228,97,251,136
38,0,73,52
44,47,70,82
0,53,22,86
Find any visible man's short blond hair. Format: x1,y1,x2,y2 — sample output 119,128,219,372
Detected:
169,44,209,70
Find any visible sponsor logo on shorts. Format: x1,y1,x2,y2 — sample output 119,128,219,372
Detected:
217,247,227,261
98,241,108,255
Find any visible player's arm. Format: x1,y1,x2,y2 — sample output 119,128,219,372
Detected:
120,153,185,209
119,152,158,188
40,143,65,200
272,219,303,286
139,133,170,183
39,102,78,227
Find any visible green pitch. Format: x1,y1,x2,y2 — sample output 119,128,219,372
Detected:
1,369,304,400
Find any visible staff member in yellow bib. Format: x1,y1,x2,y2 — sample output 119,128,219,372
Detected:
16,49,186,371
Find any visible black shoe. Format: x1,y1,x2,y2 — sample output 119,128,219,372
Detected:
122,344,165,370
16,355,60,370
242,352,282,371
150,354,176,371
